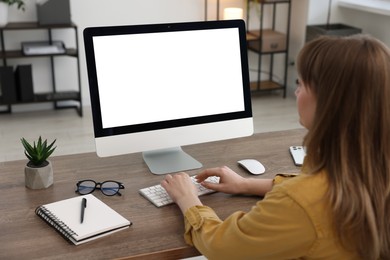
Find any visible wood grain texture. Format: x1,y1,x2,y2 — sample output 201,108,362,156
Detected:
0,129,306,259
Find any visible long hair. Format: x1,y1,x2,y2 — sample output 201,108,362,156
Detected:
297,35,390,259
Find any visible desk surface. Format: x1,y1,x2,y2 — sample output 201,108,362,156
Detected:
0,129,305,260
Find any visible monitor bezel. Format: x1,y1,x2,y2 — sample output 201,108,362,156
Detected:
83,19,252,139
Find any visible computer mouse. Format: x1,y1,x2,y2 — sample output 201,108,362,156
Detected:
237,159,265,175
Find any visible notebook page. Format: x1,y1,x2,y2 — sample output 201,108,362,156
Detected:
41,194,131,241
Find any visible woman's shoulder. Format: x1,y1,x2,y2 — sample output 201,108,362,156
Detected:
274,170,327,189
272,171,329,210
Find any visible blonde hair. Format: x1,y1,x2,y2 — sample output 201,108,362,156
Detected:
297,35,390,259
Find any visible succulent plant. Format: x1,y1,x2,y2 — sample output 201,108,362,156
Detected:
21,136,56,167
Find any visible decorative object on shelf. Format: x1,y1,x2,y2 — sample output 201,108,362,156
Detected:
22,41,66,55
306,0,361,42
0,0,25,27
15,64,34,101
21,136,56,189
0,66,18,103
37,0,71,25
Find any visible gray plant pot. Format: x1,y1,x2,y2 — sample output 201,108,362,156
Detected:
25,160,53,189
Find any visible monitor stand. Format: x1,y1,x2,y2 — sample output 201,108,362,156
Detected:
142,147,202,175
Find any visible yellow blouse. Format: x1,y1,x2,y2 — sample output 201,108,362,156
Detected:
183,172,359,259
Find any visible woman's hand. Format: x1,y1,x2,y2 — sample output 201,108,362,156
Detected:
161,172,202,213
195,166,249,194
196,166,273,196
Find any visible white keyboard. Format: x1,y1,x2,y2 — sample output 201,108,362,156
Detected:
139,175,220,207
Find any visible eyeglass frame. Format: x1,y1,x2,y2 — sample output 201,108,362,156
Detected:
75,179,125,196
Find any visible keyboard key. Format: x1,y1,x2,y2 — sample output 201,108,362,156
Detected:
139,175,219,207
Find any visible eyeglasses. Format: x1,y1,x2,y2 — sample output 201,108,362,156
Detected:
75,180,125,196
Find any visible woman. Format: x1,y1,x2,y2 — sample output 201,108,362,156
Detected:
161,35,390,259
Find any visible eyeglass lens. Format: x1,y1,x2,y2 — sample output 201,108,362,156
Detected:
77,180,96,194
77,180,123,196
101,181,121,196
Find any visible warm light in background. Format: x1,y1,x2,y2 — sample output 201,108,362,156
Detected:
223,7,243,20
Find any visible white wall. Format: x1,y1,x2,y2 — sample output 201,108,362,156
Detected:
307,0,390,47
3,0,308,112
287,0,309,97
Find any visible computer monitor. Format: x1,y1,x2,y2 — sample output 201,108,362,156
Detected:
83,20,253,175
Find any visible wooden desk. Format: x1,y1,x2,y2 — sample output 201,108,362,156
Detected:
0,129,305,259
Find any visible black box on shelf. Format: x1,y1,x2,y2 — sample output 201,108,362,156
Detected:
15,65,35,102
37,0,71,25
306,24,362,42
0,66,18,104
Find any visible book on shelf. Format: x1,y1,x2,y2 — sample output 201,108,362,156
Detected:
35,194,132,245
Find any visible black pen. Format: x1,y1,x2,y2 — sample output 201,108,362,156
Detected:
80,197,87,223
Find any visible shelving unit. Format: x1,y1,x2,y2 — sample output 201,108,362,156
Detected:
246,0,291,97
204,0,291,97
0,22,82,116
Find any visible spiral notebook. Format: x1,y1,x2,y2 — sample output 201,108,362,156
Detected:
35,194,131,245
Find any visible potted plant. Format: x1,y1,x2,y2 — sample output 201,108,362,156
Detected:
0,0,25,27
21,136,56,189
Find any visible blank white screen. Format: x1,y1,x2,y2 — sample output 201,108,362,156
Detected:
92,28,245,129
